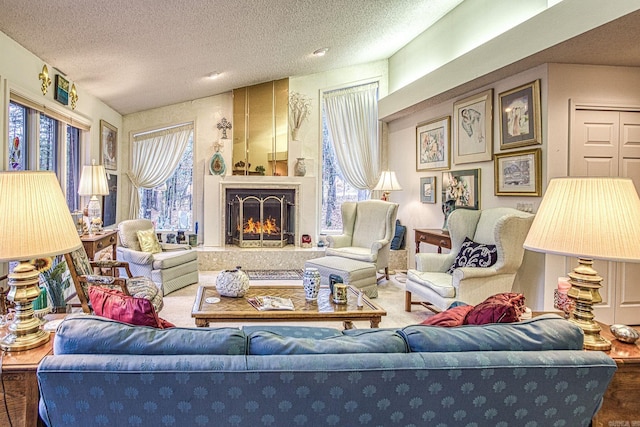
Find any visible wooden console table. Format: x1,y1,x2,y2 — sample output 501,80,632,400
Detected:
592,323,640,426
80,229,118,260
414,228,451,253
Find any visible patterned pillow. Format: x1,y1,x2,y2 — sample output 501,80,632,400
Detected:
136,228,162,253
446,237,497,274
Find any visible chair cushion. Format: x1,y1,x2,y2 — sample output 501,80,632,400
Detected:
88,286,172,328
151,248,197,270
125,276,164,312
446,237,497,274
137,228,162,253
406,270,456,298
325,246,376,263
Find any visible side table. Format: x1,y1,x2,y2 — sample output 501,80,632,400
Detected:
80,229,118,260
592,323,640,426
414,228,451,254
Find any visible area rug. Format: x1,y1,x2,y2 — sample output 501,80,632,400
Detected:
244,269,304,280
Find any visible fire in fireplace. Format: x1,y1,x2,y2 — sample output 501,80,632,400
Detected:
226,188,295,248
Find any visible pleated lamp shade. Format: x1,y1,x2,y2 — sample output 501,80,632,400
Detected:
78,162,109,196
0,171,82,261
523,177,640,262
373,171,403,192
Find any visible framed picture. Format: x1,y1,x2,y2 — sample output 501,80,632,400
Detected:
420,176,436,203
499,80,541,149
442,169,480,210
453,89,493,165
416,116,450,171
100,120,118,170
54,75,69,105
494,148,541,196
102,173,118,227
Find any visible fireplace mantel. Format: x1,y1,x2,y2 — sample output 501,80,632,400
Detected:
203,175,317,247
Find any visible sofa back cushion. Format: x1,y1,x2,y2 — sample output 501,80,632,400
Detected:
248,328,408,355
54,314,246,355
401,314,584,352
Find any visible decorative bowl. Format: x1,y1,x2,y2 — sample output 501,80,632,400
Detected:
216,266,250,297
610,324,640,344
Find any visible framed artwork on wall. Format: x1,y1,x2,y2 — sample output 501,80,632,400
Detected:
102,173,118,227
100,120,118,170
453,89,493,165
442,169,480,210
420,176,436,203
499,80,542,149
494,148,541,196
54,75,69,105
416,116,450,171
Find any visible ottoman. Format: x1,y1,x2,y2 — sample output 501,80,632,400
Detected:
304,256,378,298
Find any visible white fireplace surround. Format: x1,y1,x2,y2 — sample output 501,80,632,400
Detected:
203,175,318,247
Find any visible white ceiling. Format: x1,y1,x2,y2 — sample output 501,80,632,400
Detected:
0,0,463,115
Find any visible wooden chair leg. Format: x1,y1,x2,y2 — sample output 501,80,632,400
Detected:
405,290,412,312
385,267,390,280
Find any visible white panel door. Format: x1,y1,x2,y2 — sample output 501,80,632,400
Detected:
570,109,640,325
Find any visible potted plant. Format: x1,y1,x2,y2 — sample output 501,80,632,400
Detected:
31,255,72,313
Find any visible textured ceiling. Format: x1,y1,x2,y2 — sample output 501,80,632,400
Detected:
0,0,463,115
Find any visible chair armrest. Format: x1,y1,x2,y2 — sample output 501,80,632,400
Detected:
415,252,455,272
326,234,351,248
161,243,191,251
117,246,154,265
452,266,499,281
369,238,389,253
90,260,134,278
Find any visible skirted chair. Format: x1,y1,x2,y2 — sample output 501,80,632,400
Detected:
405,207,534,312
64,246,163,314
117,219,199,295
326,200,399,280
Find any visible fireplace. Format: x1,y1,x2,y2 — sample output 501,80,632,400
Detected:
225,188,295,247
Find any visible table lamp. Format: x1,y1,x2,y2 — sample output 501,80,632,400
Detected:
373,170,402,201
523,177,640,351
78,159,109,234
0,171,82,351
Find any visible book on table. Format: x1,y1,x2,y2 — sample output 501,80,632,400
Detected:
247,296,295,311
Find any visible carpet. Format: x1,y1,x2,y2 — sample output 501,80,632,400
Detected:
244,269,304,280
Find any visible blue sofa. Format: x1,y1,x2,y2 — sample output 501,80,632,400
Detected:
37,314,616,427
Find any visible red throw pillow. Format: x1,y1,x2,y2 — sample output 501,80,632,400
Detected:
464,292,526,325
421,304,475,327
88,286,174,329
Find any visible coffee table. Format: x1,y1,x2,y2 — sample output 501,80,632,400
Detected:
192,284,387,329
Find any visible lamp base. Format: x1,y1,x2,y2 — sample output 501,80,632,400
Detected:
566,257,611,351
0,261,50,352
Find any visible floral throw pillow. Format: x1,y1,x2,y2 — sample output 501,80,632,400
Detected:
136,228,162,254
447,237,497,274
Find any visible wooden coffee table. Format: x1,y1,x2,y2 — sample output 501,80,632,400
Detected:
192,285,387,329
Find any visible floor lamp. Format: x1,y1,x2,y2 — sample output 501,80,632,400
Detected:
78,160,110,235
523,177,640,351
0,171,82,351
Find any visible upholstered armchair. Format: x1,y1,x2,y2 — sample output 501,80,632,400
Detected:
326,200,398,279
64,246,163,314
405,207,534,312
117,219,199,295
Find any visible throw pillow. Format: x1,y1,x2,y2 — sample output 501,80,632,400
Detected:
420,304,474,326
446,237,497,274
136,228,162,253
88,286,174,329
464,292,526,325
391,219,406,250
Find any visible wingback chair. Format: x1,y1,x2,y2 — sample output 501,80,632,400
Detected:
64,246,163,314
326,200,398,279
117,219,199,295
405,207,534,312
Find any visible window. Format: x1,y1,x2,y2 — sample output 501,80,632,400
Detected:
8,99,85,210
138,130,194,231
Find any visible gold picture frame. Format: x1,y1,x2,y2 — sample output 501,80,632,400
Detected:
499,80,542,149
100,120,118,171
453,89,493,165
494,148,541,196
416,116,450,171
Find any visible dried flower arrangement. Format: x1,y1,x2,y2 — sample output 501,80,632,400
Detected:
289,92,312,140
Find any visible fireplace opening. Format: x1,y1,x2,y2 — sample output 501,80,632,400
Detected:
226,188,295,247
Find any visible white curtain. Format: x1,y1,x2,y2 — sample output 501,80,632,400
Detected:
126,123,193,219
322,82,381,190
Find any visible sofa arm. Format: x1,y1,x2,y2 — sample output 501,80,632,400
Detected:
161,243,191,251
117,246,153,265
415,252,454,272
326,234,351,248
